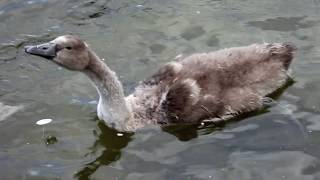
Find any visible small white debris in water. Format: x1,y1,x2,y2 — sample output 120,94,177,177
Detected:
196,11,201,14
175,54,183,60
117,133,124,137
26,142,30,145
19,75,29,79
200,122,205,126
28,170,39,176
45,164,53,167
50,25,60,30
88,100,98,105
136,4,143,8
101,58,105,61
27,1,35,5
36,119,52,125
208,175,212,179
71,99,81,104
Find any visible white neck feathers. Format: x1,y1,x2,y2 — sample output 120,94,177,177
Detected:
83,50,131,131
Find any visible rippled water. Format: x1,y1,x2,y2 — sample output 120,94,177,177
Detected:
1,0,320,179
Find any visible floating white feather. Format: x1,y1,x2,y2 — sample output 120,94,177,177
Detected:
36,119,52,125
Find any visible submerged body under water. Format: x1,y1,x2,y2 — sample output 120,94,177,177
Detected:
0,0,320,180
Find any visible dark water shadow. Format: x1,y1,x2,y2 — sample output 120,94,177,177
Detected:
162,110,266,141
247,16,318,31
75,121,134,180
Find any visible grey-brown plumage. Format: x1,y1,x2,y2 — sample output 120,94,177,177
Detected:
129,43,296,126
25,35,296,131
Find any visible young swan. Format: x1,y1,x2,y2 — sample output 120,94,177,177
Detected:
25,35,296,131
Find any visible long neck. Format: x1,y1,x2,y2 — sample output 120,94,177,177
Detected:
83,50,131,131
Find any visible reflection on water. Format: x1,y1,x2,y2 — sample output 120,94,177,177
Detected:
1,0,320,179
75,121,133,180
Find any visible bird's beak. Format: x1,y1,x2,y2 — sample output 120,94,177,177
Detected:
24,42,57,59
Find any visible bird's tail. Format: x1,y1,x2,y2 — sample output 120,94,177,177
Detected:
268,42,297,70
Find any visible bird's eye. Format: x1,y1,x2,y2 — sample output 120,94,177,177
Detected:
65,47,72,50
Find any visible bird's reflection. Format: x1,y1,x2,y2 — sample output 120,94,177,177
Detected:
75,121,133,180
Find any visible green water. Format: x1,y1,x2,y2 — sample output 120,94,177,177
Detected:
1,0,320,179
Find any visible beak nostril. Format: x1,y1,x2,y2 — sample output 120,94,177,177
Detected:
24,46,32,53
42,47,48,50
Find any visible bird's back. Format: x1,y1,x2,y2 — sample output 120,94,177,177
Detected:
127,43,296,126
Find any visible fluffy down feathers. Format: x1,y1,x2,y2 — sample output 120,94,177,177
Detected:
128,43,296,126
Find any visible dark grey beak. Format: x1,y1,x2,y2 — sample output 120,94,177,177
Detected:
24,43,57,59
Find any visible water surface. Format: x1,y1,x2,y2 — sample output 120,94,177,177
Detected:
1,0,320,179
